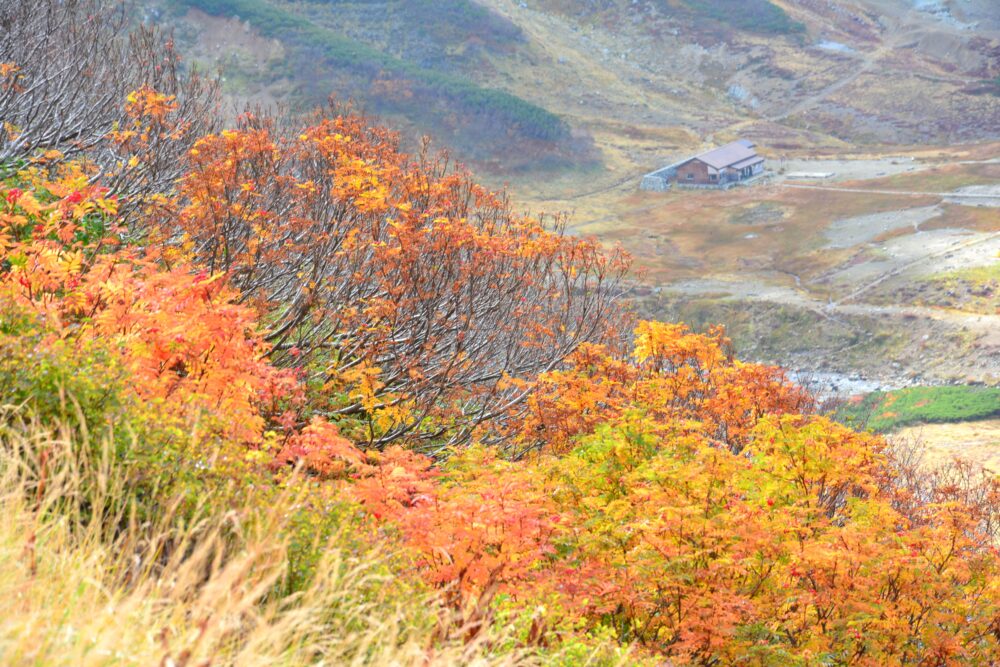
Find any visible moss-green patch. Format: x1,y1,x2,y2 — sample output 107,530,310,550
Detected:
173,0,571,144
837,385,1000,433
934,263,1000,284
679,0,806,36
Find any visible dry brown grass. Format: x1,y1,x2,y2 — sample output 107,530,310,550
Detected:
0,413,538,666
567,181,944,284
896,419,1000,476
841,162,1000,193
920,203,1000,234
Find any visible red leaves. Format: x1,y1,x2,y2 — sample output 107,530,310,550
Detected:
272,417,365,478
349,446,561,613
4,127,997,663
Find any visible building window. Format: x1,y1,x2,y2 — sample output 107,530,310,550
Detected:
686,173,694,180
709,174,717,181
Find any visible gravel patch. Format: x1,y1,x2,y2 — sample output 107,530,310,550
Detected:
824,205,942,248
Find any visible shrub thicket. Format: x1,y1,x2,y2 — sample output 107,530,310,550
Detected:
1,1,998,664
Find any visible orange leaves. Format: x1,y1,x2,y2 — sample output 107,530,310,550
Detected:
350,446,561,615
272,416,365,478
166,111,629,447
633,320,725,370
77,259,286,443
112,86,183,155
125,85,178,120
518,321,810,454
0,61,23,94
350,445,437,516
1,168,291,445
1,172,120,308
485,323,1000,661
0,61,19,78
518,342,635,453
17,252,287,444
4,109,995,663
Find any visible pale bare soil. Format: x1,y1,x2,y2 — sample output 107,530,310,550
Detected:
822,205,942,248
896,419,1000,474
776,157,923,183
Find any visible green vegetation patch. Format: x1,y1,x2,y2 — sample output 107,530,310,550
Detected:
310,0,524,50
681,0,806,35
175,0,568,142
934,262,1000,284
837,385,1000,433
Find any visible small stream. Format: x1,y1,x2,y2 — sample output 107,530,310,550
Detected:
788,371,904,400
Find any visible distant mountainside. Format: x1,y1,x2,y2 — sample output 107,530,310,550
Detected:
142,0,595,173
139,0,999,182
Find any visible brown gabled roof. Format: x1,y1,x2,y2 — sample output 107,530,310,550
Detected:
686,141,760,170
729,155,765,170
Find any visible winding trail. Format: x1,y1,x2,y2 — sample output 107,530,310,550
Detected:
776,182,1000,201
665,277,1000,347
763,44,892,123
836,231,1000,304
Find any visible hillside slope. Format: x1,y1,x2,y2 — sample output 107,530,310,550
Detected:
142,0,1000,182
140,0,1000,447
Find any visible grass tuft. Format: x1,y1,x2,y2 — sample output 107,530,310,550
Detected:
0,410,530,666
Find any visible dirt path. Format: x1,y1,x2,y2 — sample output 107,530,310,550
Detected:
763,45,889,123
776,183,1000,200
667,276,1000,346
836,231,1000,304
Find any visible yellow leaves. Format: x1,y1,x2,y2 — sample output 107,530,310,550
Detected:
0,61,23,94
124,86,178,120
746,415,887,512
633,319,725,370
633,320,684,364
333,360,414,435
13,191,43,217
3,138,994,665
94,197,118,216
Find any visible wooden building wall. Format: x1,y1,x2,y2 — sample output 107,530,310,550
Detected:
676,159,713,185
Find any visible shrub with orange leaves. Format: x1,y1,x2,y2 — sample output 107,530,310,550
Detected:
340,324,999,664
516,319,812,454
1,165,293,445
272,416,365,478
1,75,996,665
1,0,218,219
163,111,630,448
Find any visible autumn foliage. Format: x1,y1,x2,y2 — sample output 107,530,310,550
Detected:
161,112,628,448
1,19,998,663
